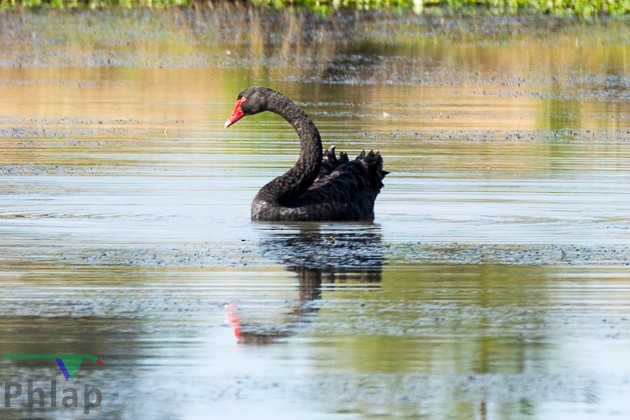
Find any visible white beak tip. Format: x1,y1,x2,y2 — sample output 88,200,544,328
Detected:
224,119,232,129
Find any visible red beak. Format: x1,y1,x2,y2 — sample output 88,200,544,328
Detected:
224,97,247,128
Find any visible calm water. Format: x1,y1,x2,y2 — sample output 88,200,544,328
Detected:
1,8,630,418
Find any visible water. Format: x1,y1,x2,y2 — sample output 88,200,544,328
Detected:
1,8,630,418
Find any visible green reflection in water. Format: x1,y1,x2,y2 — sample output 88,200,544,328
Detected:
316,265,551,374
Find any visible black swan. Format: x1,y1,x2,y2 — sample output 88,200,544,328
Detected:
224,86,388,222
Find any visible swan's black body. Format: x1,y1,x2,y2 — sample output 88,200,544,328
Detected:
225,87,387,222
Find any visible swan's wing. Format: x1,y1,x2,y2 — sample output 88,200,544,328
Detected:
313,149,386,191
287,149,387,220
318,146,349,179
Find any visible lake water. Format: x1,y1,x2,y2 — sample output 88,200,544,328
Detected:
1,8,630,418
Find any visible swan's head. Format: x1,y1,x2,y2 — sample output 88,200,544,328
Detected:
224,86,272,128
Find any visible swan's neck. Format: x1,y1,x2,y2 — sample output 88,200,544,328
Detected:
261,93,322,204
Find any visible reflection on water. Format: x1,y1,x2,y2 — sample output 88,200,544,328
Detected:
229,224,383,344
1,7,630,419
2,264,629,418
257,223,383,272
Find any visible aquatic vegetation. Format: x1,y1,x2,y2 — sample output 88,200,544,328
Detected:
0,0,189,9
0,0,628,17
251,0,630,17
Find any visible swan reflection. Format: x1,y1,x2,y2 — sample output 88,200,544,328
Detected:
226,223,383,344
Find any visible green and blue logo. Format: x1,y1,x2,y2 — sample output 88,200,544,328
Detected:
3,354,104,380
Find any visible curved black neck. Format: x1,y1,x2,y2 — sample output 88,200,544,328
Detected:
261,92,322,204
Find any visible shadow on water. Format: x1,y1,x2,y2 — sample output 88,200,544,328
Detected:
227,223,383,344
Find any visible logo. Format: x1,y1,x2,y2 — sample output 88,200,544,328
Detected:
3,354,104,380
2,353,104,413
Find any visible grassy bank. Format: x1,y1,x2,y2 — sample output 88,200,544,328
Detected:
0,0,629,17
1,0,188,8
251,0,630,17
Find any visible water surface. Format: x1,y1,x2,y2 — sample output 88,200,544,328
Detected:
1,8,630,419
